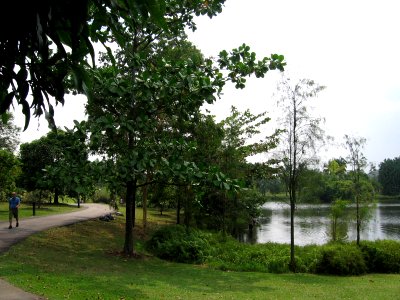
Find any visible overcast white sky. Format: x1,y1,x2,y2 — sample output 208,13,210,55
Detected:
16,0,400,167
186,0,400,166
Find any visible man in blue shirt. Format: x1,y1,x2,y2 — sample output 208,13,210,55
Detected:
8,192,21,229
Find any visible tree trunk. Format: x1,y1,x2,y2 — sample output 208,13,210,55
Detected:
176,187,181,225
142,184,148,229
123,179,137,255
356,195,360,245
54,187,59,204
183,185,192,228
232,193,238,237
332,217,337,242
355,172,361,246
142,173,153,228
289,186,296,272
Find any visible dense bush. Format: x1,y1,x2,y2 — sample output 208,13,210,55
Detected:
360,240,400,273
147,226,400,275
146,225,212,264
315,244,367,275
92,188,112,204
207,239,294,273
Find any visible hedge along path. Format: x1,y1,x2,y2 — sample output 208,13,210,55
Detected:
0,203,114,300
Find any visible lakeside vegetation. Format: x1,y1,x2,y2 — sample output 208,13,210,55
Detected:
1,2,400,298
1,210,400,299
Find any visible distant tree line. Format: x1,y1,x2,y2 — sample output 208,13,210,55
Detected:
378,157,400,196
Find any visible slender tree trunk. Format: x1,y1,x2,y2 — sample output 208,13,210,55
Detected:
289,183,296,272
38,190,42,208
132,184,136,229
332,217,337,242
355,172,361,246
289,97,297,272
356,195,360,245
183,185,193,228
123,179,137,255
232,193,237,235
176,187,181,225
142,184,148,229
54,187,59,204
142,173,153,228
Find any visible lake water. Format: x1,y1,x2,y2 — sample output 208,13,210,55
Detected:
240,201,400,245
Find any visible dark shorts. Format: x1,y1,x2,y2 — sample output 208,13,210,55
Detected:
9,208,18,220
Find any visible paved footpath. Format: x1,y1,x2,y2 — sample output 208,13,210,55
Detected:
0,203,113,300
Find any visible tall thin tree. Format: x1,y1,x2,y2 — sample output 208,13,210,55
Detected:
276,76,326,271
344,134,375,245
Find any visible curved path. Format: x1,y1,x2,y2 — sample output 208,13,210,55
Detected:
0,203,113,300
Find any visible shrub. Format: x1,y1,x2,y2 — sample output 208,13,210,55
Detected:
92,188,112,204
147,225,400,276
207,240,293,273
296,244,323,273
315,244,367,275
266,255,291,273
146,225,212,264
360,240,400,273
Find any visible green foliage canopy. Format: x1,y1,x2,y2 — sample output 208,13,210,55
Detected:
378,156,400,196
0,149,21,199
0,112,20,152
0,0,171,129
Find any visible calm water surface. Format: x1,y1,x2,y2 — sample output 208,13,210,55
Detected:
240,201,400,245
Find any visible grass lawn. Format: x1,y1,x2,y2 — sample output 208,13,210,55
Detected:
0,201,80,222
0,208,399,299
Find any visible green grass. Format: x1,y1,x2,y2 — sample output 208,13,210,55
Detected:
0,210,399,299
0,202,80,221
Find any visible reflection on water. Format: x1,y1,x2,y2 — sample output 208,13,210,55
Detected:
240,201,400,245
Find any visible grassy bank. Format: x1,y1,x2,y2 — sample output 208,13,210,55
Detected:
0,209,399,299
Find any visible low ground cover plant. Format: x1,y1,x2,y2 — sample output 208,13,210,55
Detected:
147,224,400,275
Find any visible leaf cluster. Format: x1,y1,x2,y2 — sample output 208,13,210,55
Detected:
0,0,169,129
218,45,285,88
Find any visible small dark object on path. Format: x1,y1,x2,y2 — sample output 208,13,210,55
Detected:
99,213,115,222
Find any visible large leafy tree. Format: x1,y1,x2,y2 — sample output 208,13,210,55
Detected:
0,149,21,200
179,107,280,233
42,127,95,205
219,106,280,178
0,0,168,129
322,158,353,203
0,113,21,199
215,106,280,232
0,113,20,152
378,157,400,196
19,136,56,194
19,130,91,204
84,0,285,255
275,76,326,271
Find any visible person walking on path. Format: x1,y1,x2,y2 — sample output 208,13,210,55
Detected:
8,192,21,229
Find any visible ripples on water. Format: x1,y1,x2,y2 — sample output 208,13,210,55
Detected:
240,201,400,245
